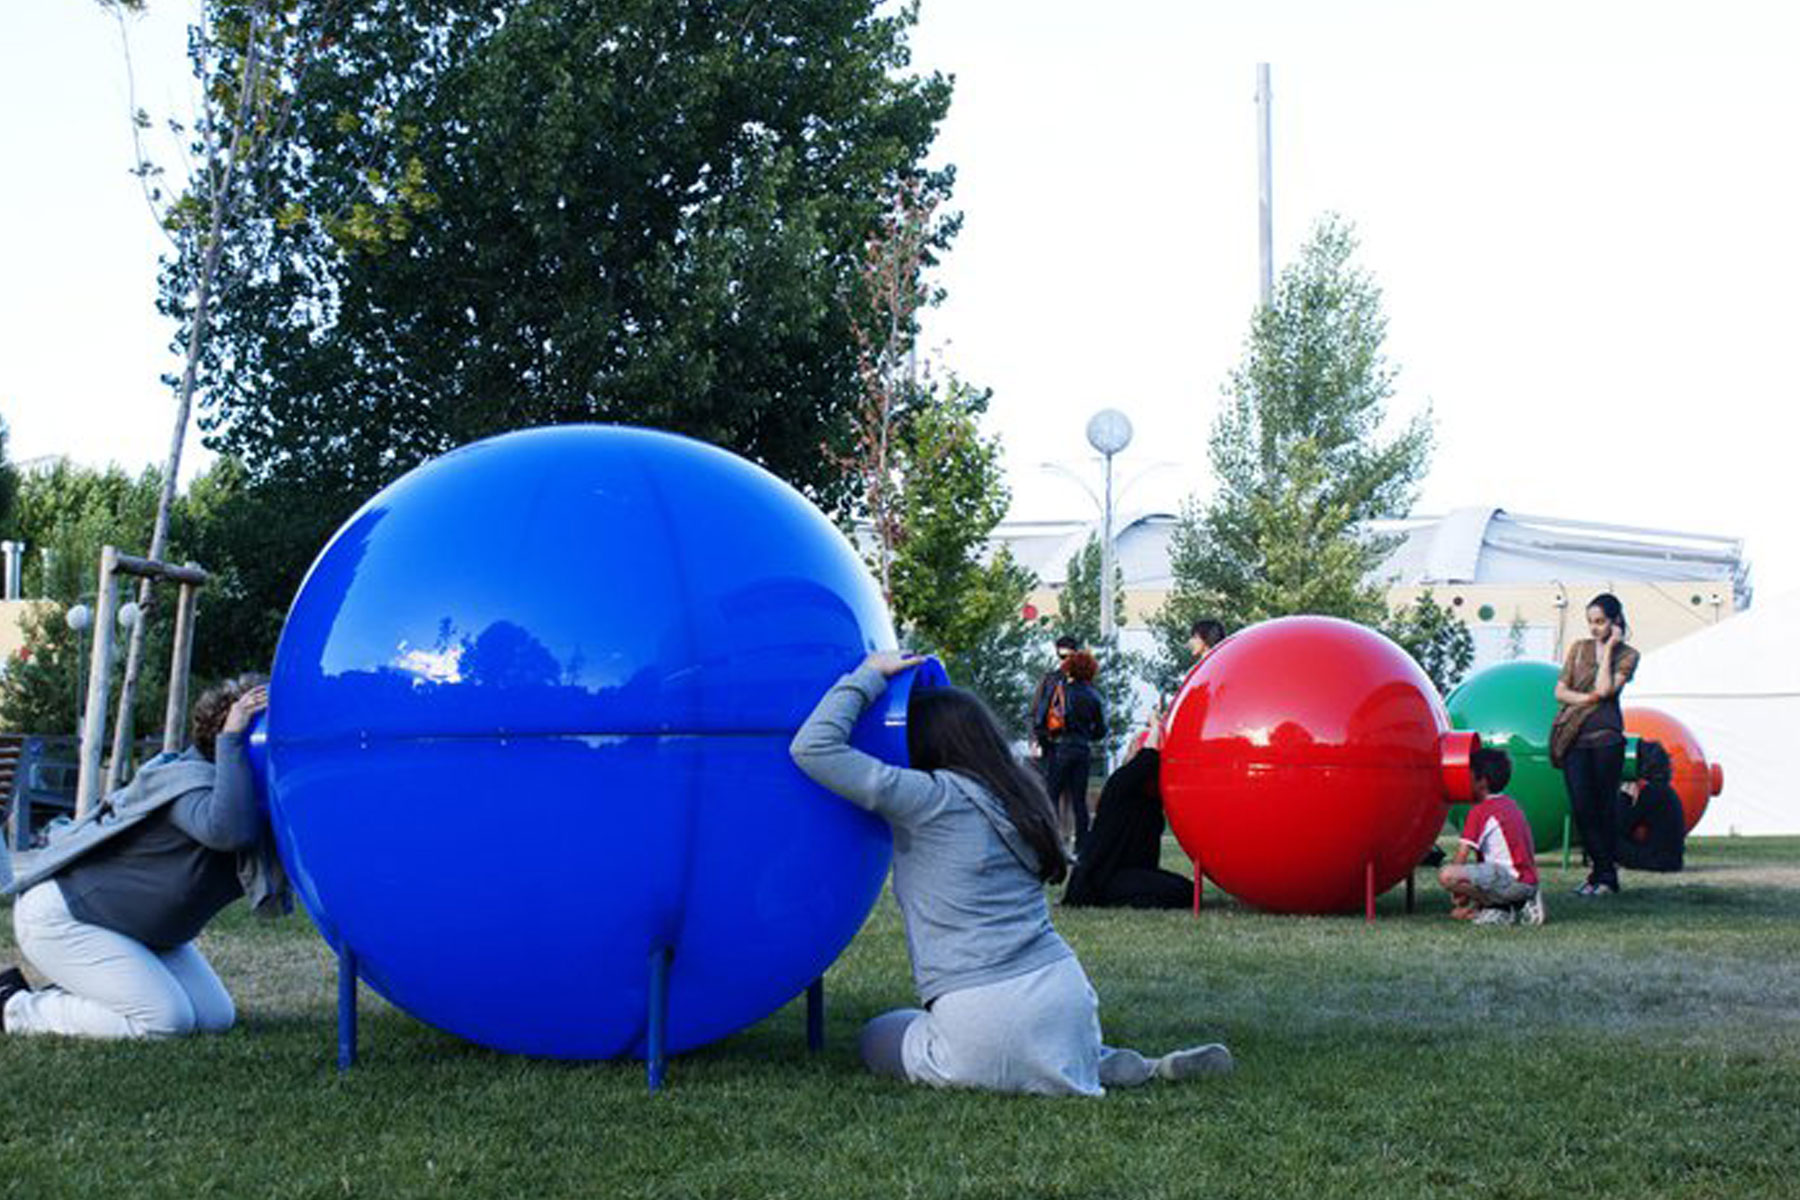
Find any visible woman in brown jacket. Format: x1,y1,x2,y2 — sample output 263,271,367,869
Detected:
1552,593,1640,896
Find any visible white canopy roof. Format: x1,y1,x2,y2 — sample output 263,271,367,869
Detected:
1631,589,1800,836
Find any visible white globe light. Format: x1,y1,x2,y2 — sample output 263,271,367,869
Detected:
117,601,142,630
1085,408,1133,456
65,604,92,632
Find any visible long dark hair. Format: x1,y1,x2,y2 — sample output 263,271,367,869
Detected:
1587,592,1629,638
907,686,1069,884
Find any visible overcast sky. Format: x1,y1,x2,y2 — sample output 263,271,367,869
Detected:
2,1,1793,595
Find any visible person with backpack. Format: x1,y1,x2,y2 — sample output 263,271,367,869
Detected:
789,652,1232,1095
1037,649,1106,855
1028,635,1080,759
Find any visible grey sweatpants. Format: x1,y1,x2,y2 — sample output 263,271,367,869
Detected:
857,955,1158,1096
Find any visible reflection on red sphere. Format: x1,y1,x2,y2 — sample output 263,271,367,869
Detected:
1624,706,1723,834
1161,616,1477,914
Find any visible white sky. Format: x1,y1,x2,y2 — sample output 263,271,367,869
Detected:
2,1,1794,594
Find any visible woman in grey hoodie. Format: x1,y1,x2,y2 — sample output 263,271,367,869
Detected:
1,676,285,1038
791,652,1231,1096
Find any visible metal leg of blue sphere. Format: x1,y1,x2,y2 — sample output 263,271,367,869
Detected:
337,946,359,1071
646,946,672,1092
806,977,825,1052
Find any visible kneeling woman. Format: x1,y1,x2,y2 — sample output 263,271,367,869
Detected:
790,653,1230,1096
1062,718,1192,910
2,677,287,1039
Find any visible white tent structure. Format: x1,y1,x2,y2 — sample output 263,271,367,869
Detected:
1630,590,1800,836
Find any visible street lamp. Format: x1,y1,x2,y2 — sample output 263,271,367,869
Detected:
1084,409,1134,645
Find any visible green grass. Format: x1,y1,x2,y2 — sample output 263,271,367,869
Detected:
4,837,1798,1199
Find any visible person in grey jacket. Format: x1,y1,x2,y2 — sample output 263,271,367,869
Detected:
790,652,1232,1096
1,675,285,1039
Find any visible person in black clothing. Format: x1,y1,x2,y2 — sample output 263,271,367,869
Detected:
1039,649,1106,855
1028,635,1080,759
1063,718,1190,909
1615,740,1685,873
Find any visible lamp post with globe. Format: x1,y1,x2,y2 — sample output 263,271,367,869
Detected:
1084,409,1134,645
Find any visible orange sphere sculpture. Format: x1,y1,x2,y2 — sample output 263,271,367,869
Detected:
1624,706,1724,833
1161,616,1479,914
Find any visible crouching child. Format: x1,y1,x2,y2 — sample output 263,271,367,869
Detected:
1438,747,1545,927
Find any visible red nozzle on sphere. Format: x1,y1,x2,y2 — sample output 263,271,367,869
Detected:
1438,730,1482,805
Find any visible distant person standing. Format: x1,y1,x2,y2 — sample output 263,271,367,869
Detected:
1039,649,1106,855
1029,636,1080,760
1551,593,1640,897
1179,619,1228,692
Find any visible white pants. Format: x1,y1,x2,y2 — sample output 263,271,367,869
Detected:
4,881,235,1039
861,955,1146,1096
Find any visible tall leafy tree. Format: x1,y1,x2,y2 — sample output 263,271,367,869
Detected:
186,0,955,520
1151,215,1432,683
101,0,347,768
883,378,1040,736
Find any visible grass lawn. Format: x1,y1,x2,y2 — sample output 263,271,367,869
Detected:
3,836,1797,1199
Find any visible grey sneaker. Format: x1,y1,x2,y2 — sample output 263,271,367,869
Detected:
1520,892,1547,926
1155,1043,1234,1080
1098,1048,1156,1088
1471,906,1516,926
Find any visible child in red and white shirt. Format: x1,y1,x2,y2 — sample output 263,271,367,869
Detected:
1438,747,1545,927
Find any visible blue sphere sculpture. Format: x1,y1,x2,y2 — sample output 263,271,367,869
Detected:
264,426,933,1059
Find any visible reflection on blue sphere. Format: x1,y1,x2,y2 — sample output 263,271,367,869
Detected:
266,426,911,1058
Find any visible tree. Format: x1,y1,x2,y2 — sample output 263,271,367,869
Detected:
189,0,955,522
882,378,1041,737
101,0,351,777
0,461,175,734
1151,214,1432,684
1381,589,1475,696
1506,610,1529,661
0,417,18,536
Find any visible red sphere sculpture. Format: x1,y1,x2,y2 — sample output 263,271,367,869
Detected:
1624,706,1724,834
1161,616,1479,914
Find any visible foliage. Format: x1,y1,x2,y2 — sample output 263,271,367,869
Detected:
0,461,174,734
1151,215,1432,687
169,457,306,681
1381,588,1475,696
1507,610,1530,660
1055,534,1146,753
0,416,17,536
0,603,89,738
882,378,1042,739
97,0,353,774
185,0,956,531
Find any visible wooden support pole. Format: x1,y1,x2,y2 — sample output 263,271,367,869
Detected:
162,576,200,753
75,547,121,819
